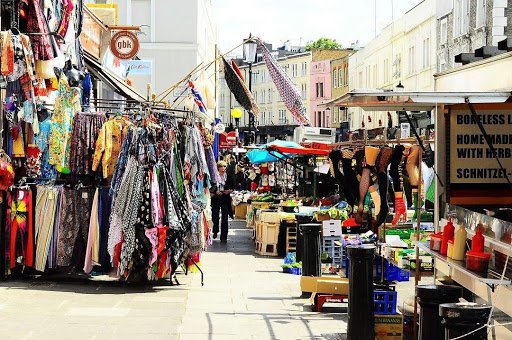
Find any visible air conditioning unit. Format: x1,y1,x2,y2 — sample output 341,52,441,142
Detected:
293,126,336,144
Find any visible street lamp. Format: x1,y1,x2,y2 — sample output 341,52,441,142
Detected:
243,34,258,145
231,107,243,161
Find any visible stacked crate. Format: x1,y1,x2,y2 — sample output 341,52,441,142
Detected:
321,220,343,269
255,211,280,256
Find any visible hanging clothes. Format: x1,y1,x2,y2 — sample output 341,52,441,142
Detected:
70,112,107,175
34,186,59,272
48,75,81,174
92,117,132,179
23,0,55,61
35,117,57,179
6,188,34,269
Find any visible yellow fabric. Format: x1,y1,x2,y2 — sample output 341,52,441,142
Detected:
92,117,132,178
12,127,25,158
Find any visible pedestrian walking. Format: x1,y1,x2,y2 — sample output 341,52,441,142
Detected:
211,160,235,242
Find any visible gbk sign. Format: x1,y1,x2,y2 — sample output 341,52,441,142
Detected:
110,31,140,60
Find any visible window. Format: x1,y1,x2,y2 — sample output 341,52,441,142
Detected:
393,53,401,79
261,90,266,104
316,83,324,98
254,91,258,103
279,110,287,124
301,62,308,76
454,0,470,37
383,59,389,83
476,0,486,28
333,109,338,124
358,71,363,88
423,38,430,69
333,69,338,88
344,66,348,86
338,68,343,87
408,46,416,74
365,66,371,87
440,18,448,45
373,64,377,87
301,83,307,98
268,88,272,103
292,64,298,77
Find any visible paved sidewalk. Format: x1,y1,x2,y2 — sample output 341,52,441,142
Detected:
0,221,352,339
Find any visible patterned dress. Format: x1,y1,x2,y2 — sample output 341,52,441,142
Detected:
48,75,81,174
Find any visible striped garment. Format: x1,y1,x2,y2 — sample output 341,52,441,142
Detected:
258,40,310,125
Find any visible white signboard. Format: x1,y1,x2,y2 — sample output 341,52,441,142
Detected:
400,123,410,138
450,110,512,184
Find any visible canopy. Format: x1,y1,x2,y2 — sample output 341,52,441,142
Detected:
246,140,329,164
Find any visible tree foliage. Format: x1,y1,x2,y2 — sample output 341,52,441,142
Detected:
305,38,342,51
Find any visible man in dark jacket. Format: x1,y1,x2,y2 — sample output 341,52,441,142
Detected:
211,160,236,242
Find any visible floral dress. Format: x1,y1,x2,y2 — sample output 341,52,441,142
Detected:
35,118,57,179
48,75,81,174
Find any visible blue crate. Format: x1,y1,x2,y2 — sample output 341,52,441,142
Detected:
374,290,397,314
345,256,409,282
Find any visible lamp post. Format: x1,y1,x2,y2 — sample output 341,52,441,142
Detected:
243,34,258,145
231,108,243,161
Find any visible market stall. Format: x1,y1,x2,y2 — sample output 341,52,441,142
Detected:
334,89,512,339
0,0,220,286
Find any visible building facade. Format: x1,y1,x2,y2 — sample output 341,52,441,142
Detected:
436,0,512,73
87,0,217,104
309,49,352,128
347,0,437,134
219,50,312,143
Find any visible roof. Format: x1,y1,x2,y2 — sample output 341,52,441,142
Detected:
84,52,147,102
331,89,511,111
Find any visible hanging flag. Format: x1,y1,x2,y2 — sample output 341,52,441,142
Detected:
188,80,207,113
222,57,259,117
258,40,309,125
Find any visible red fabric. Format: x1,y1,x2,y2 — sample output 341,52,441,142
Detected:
231,60,245,81
268,145,330,156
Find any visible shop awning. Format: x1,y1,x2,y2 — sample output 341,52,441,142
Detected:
333,89,511,111
84,52,147,102
246,140,329,165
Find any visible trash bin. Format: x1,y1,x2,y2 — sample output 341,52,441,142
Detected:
299,223,321,278
295,214,313,261
347,244,376,340
440,302,492,340
416,285,463,340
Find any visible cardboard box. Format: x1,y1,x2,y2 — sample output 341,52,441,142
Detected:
375,314,403,340
300,276,349,294
234,203,248,219
300,276,318,293
322,220,342,237
316,278,349,295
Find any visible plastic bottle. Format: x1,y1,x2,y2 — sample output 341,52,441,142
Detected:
452,224,467,261
471,227,485,253
440,220,455,255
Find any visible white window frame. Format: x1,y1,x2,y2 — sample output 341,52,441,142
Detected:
476,0,486,28
422,38,430,69
454,0,470,37
440,18,448,45
333,69,338,88
408,46,416,75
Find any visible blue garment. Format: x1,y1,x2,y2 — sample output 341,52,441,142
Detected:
35,118,57,179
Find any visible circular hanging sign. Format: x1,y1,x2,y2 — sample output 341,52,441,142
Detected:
110,31,140,60
214,123,226,134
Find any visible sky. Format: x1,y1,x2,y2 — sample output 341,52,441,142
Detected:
213,0,423,55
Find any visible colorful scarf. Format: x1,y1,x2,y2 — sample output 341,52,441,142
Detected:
258,40,309,125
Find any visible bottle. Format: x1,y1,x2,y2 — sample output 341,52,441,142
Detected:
452,224,467,261
471,227,484,253
440,220,455,255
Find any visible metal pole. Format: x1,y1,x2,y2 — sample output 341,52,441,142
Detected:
413,148,423,340
248,62,255,145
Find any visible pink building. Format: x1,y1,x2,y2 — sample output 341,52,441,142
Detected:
310,60,332,127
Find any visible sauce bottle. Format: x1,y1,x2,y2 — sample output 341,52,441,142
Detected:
471,227,485,253
452,224,467,261
440,219,455,255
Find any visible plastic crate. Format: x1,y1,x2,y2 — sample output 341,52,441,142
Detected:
345,256,409,282
374,290,398,315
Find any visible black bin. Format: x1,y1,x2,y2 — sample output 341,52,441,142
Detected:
347,244,376,340
295,214,313,261
416,284,463,340
299,223,321,277
440,302,492,340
